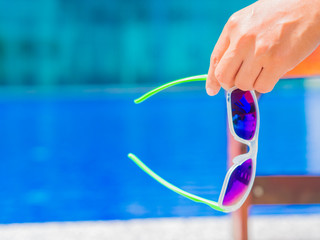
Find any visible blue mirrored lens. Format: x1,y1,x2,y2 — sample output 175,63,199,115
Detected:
223,158,252,206
231,89,257,140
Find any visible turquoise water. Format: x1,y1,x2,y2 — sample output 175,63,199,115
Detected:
0,0,255,86
0,78,319,223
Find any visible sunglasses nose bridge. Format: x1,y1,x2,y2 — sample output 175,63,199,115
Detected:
232,154,248,164
231,139,257,165
247,138,258,156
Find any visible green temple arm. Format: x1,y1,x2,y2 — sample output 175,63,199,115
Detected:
134,74,208,104
128,153,224,212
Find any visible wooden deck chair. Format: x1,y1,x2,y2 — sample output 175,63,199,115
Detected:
229,46,320,240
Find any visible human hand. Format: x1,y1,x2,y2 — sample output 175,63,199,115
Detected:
206,0,320,95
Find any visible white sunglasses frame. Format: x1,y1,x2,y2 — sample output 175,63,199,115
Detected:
128,76,260,212
217,86,259,212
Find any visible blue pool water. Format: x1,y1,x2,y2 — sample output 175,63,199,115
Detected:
0,79,319,223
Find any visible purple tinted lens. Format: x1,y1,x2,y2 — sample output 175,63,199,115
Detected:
222,159,252,206
231,89,257,140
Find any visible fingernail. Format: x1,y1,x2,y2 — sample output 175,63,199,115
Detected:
206,87,216,96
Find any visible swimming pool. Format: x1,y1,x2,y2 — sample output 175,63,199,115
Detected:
0,78,319,223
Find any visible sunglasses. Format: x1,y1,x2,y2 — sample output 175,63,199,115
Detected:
128,74,260,212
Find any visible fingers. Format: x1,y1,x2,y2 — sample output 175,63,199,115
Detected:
234,58,263,91
206,29,230,96
214,46,244,90
206,62,221,96
253,68,279,93
207,3,286,95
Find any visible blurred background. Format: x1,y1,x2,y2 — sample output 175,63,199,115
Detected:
0,0,250,86
0,0,319,232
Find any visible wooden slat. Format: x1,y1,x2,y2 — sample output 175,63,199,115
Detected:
252,176,320,205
